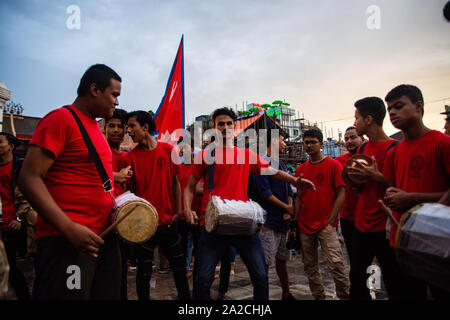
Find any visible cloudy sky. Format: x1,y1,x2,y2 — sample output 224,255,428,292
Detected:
1,0,449,138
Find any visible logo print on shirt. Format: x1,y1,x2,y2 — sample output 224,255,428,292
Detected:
157,157,166,171
316,173,325,187
410,155,424,178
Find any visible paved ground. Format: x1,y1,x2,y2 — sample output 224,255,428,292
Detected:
4,230,388,300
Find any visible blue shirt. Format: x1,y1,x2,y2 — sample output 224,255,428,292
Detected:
248,155,293,233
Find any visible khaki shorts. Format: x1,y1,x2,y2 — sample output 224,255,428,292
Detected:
260,225,290,267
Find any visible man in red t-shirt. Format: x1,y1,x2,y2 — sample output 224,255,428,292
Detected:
18,64,122,300
0,132,31,300
124,110,190,300
294,129,349,300
104,108,133,300
346,97,401,300
183,107,315,300
335,126,364,266
383,84,450,299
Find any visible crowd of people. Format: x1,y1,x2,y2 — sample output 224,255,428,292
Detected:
1,64,449,300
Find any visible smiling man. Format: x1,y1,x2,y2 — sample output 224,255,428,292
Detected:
18,64,122,300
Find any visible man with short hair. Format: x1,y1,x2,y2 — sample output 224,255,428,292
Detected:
184,107,315,300
19,64,122,299
347,97,400,300
248,130,296,300
335,127,364,264
124,110,190,300
294,129,349,300
383,85,450,299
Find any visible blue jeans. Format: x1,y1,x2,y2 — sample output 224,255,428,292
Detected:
193,227,268,300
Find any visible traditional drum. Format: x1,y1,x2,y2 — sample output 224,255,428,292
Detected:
343,154,374,187
395,202,450,292
102,191,158,244
205,196,266,235
0,237,9,300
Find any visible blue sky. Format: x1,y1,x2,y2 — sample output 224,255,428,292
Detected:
1,0,449,137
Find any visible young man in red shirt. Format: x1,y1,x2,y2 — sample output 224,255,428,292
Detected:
124,110,190,300
18,64,122,299
335,126,364,267
294,129,349,300
104,108,133,300
0,132,30,300
347,97,400,300
383,85,450,299
183,107,315,300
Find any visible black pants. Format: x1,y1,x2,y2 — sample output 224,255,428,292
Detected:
33,234,121,300
218,246,234,294
340,218,355,264
1,228,30,300
350,228,402,300
135,224,190,300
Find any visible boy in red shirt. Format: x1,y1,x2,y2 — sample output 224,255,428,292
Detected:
124,110,190,300
104,108,133,300
183,107,315,300
347,97,400,300
0,132,30,300
335,126,364,265
294,129,349,300
383,84,450,299
19,64,122,299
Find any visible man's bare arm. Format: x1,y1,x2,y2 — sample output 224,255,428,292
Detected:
262,166,316,191
328,186,345,225
384,187,445,212
183,174,200,224
169,175,183,226
18,145,104,257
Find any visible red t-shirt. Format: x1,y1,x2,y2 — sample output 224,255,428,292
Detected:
383,130,450,246
335,153,358,221
191,147,270,226
354,140,396,233
124,142,179,226
0,161,15,229
30,106,114,239
112,150,127,197
295,157,344,234
178,164,202,215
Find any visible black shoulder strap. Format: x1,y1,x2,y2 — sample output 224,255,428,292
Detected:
387,140,399,151
64,106,112,193
207,145,216,196
358,141,368,154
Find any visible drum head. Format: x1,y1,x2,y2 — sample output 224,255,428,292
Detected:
114,201,158,244
345,154,373,185
205,198,219,233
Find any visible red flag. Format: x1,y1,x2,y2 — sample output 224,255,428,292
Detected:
154,35,185,145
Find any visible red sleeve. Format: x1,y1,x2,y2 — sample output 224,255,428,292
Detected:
383,148,396,183
294,164,303,177
30,109,72,158
248,149,270,174
332,160,345,190
192,150,206,180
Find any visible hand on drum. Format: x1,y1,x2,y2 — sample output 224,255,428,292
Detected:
115,166,133,183
295,174,316,192
63,222,104,258
346,156,379,182
384,187,412,212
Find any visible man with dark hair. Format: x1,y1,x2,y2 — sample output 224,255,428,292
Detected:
184,107,315,300
382,84,450,299
18,64,122,299
0,132,30,300
104,108,133,300
248,130,296,300
335,127,364,266
441,105,450,136
124,110,190,300
347,96,400,300
294,129,349,300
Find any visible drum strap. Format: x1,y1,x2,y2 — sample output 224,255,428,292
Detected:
207,145,216,199
64,106,117,209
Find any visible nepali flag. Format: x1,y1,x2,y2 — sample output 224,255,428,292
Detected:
154,35,185,145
